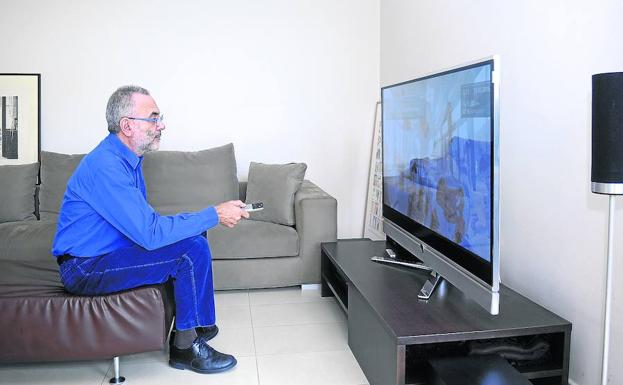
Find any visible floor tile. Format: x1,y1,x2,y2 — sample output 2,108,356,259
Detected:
0,288,370,385
256,350,367,385
251,300,346,327
210,327,256,357
249,286,331,306
254,322,348,355
215,289,250,308
216,305,253,329
120,348,168,364
0,360,110,385
104,356,259,385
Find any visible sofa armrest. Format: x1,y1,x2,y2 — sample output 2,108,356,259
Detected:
294,180,337,283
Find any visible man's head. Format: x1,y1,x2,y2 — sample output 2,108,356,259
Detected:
106,85,165,156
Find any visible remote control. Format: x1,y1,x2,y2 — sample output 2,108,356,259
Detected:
245,202,264,212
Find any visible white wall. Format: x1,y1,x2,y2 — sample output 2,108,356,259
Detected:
5,1,623,383
0,0,380,238
380,1,623,384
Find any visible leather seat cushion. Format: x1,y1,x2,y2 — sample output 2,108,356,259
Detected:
0,259,174,362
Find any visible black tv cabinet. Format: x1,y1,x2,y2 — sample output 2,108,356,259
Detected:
321,239,571,385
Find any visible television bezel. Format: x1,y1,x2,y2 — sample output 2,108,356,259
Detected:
381,56,500,291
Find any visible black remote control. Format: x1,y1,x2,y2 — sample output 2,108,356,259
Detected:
245,202,264,212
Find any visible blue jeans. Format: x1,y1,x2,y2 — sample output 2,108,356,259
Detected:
59,235,216,330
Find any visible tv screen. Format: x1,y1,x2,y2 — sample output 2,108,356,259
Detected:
382,59,497,286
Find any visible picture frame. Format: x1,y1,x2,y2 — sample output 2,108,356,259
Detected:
363,101,385,240
0,74,41,165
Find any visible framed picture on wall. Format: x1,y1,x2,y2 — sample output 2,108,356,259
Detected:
0,74,41,165
364,101,386,241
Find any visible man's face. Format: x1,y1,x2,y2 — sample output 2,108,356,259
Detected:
127,93,165,155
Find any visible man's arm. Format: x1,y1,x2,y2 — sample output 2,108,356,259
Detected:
83,161,246,250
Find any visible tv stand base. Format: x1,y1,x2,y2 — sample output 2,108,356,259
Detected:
370,255,432,271
418,270,442,300
370,253,443,300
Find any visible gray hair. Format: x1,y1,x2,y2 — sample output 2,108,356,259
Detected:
106,85,150,133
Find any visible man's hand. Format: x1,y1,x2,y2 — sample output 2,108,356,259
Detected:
215,200,249,228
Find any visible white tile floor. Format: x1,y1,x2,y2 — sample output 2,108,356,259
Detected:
0,286,369,385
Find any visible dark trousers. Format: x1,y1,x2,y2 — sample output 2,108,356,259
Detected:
58,235,216,330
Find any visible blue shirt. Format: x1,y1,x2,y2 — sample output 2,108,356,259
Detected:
52,133,219,257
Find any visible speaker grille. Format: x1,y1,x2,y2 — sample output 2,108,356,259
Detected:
592,72,623,187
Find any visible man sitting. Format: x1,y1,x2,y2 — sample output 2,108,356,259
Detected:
52,85,248,374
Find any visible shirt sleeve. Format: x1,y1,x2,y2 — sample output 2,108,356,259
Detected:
82,157,219,250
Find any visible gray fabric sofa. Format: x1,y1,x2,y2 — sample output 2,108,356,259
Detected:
0,144,337,289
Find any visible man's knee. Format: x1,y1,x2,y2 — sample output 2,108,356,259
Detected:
181,235,210,261
190,234,209,251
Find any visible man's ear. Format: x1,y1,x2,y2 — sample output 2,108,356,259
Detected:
119,118,133,138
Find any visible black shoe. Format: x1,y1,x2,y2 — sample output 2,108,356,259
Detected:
169,336,237,374
168,325,219,351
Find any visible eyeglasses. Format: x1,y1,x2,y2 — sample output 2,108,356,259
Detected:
124,115,164,124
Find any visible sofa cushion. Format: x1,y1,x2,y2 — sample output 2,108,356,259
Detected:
0,163,38,223
208,219,299,259
0,220,57,261
0,259,174,362
39,151,85,220
245,162,307,226
143,144,239,215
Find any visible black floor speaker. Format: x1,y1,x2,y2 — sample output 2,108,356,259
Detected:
592,72,623,194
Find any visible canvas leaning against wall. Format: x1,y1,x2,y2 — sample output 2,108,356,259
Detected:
0,74,40,165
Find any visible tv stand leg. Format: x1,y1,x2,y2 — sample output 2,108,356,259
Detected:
418,271,442,299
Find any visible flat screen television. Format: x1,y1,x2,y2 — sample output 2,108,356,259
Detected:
381,56,500,315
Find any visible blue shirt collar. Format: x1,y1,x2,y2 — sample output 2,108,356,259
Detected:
105,133,142,169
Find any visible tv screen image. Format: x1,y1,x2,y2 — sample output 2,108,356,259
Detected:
381,58,500,314
383,63,493,262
